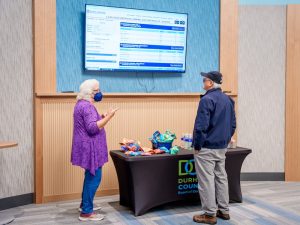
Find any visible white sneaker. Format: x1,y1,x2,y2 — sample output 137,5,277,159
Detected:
78,205,102,212
78,213,104,221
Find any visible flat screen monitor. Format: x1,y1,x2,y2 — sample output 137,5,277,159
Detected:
85,5,188,72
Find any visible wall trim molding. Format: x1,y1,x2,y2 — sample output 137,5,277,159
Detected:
0,193,34,211
241,173,285,181
43,189,119,203
35,93,238,98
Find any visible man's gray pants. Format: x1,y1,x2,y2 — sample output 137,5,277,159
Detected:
194,148,229,216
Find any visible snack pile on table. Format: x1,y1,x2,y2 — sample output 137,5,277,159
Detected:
149,130,176,150
119,130,180,156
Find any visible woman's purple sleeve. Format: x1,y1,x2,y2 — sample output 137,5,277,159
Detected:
83,104,100,136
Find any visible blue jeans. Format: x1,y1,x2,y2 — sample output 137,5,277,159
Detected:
81,167,102,214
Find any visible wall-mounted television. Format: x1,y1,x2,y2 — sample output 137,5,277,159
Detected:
85,5,188,72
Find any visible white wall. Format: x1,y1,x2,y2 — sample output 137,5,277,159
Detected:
237,6,286,172
0,0,33,198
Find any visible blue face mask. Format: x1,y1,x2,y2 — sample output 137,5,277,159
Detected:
93,92,103,102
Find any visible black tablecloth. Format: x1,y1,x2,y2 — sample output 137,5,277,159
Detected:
110,147,251,216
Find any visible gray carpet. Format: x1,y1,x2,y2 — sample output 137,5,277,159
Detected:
1,182,300,225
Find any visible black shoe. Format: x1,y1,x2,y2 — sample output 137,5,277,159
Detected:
216,210,230,220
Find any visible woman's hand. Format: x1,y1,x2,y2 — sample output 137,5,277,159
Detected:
106,108,119,118
101,112,108,118
101,108,118,118
97,107,119,129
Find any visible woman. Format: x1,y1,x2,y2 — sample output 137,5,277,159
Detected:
71,79,118,221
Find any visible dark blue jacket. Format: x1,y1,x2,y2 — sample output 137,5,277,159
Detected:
192,88,236,150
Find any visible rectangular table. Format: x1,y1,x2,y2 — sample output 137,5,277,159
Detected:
110,147,251,216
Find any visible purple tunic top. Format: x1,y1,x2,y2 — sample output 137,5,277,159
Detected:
71,100,108,175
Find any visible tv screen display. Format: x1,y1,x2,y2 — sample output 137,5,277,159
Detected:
85,5,188,72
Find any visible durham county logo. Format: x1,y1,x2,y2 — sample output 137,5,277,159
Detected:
178,159,196,176
177,159,199,195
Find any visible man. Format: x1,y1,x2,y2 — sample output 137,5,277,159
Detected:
192,71,236,224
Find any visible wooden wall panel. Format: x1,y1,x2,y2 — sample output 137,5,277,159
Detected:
220,0,238,94
34,97,43,203
34,0,239,202
285,5,300,181
33,0,56,93
33,0,56,203
41,97,200,201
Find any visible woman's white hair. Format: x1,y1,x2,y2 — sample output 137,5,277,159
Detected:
77,79,99,101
